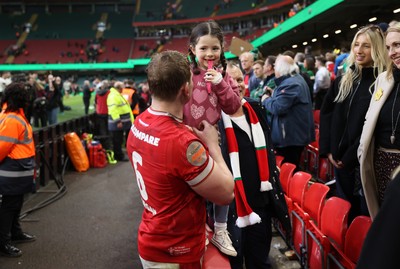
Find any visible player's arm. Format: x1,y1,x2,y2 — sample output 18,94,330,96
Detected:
191,121,234,206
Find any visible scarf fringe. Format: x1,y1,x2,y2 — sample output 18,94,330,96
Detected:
236,212,262,228
260,181,273,192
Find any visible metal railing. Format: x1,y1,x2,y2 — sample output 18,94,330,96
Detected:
33,114,95,190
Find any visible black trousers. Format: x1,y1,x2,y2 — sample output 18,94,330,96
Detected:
314,89,328,110
83,97,90,115
335,167,369,223
33,109,48,128
228,206,272,269
111,129,128,160
0,194,24,245
275,145,305,171
94,114,111,150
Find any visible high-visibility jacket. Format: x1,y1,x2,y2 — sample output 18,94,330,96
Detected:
0,107,35,195
121,88,134,105
107,87,134,131
121,87,140,116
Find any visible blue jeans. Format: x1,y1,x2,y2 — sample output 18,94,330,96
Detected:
47,107,59,125
214,204,229,223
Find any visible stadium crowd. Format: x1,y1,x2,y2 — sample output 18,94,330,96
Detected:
1,0,400,268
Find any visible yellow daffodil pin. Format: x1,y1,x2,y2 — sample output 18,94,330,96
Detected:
375,88,383,101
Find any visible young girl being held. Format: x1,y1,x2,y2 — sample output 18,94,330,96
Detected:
184,20,241,257
184,20,241,129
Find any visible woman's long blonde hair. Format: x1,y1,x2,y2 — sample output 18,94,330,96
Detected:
335,25,387,102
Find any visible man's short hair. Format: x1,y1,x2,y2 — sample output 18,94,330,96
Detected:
146,51,191,102
253,60,265,67
315,56,327,65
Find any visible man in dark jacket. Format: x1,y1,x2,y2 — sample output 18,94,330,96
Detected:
262,55,315,170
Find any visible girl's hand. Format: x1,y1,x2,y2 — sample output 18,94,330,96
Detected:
204,69,223,85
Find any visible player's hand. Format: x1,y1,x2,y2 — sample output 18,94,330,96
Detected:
192,120,219,148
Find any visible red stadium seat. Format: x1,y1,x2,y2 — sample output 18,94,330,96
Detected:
303,183,330,227
305,197,351,269
307,128,320,174
305,129,334,183
314,110,321,128
344,216,371,263
306,221,330,269
274,162,296,243
288,172,312,262
291,182,330,266
288,171,312,207
279,162,296,195
327,216,372,269
318,157,334,183
321,197,351,249
276,155,284,168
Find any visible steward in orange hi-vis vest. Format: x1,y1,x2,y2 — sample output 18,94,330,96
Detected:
0,83,35,195
0,82,37,258
121,80,140,116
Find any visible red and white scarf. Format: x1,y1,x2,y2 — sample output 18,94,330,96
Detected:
222,99,272,227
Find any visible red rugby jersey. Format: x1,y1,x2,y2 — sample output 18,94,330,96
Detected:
127,108,214,263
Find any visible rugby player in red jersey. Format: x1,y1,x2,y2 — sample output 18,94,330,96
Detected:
127,50,234,269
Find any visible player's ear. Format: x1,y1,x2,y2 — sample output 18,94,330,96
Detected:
180,82,190,103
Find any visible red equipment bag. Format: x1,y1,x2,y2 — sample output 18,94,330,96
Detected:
87,141,107,168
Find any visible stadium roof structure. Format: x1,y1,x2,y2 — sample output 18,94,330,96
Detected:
256,0,399,56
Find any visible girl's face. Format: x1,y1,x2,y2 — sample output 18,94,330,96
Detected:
353,33,373,68
386,31,400,69
191,34,222,70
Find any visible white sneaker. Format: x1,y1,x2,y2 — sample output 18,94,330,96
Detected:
211,229,237,257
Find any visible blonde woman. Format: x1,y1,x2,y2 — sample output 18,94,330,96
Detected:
319,25,387,221
358,22,400,219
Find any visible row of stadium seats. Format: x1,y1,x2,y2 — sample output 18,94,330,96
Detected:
0,12,134,41
1,20,266,63
275,161,372,269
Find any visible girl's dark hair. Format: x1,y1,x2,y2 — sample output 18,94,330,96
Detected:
1,82,29,112
188,20,227,77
